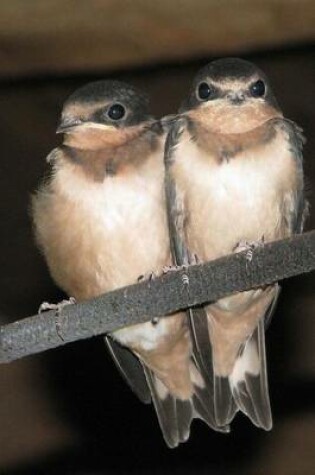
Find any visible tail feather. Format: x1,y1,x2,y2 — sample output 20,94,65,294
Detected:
190,287,280,429
228,286,280,429
142,365,193,448
189,307,233,430
193,384,231,433
188,309,217,423
229,320,272,430
214,376,238,426
142,359,229,448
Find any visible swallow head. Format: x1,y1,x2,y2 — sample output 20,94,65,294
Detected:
57,80,153,136
180,58,282,132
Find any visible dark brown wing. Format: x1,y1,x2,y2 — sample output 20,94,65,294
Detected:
164,117,224,431
280,118,307,233
105,336,151,404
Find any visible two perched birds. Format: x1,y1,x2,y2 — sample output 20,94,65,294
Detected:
32,58,306,448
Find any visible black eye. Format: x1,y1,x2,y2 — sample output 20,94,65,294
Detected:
250,80,266,98
197,82,216,101
108,103,126,120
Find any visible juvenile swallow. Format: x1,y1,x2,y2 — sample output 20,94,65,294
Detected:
32,80,224,447
164,58,307,429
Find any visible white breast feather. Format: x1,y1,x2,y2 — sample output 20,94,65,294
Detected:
56,161,162,231
175,131,296,258
55,152,170,350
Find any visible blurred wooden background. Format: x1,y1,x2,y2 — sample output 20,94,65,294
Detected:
0,0,314,78
0,2,314,474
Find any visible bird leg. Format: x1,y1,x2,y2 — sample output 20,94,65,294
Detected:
233,237,265,262
38,297,76,341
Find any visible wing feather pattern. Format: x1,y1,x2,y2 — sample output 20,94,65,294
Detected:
105,336,151,404
164,118,228,432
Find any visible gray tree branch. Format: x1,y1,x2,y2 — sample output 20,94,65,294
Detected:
1,230,315,364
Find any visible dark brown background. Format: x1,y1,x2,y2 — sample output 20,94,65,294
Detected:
0,2,314,474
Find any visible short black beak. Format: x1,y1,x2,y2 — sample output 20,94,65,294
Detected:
56,117,84,134
227,92,246,105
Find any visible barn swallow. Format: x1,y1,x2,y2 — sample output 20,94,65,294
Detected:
164,58,307,429
32,80,225,447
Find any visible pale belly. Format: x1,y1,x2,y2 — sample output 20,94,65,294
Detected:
176,133,298,262
186,171,287,262
86,184,170,289
41,162,171,301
